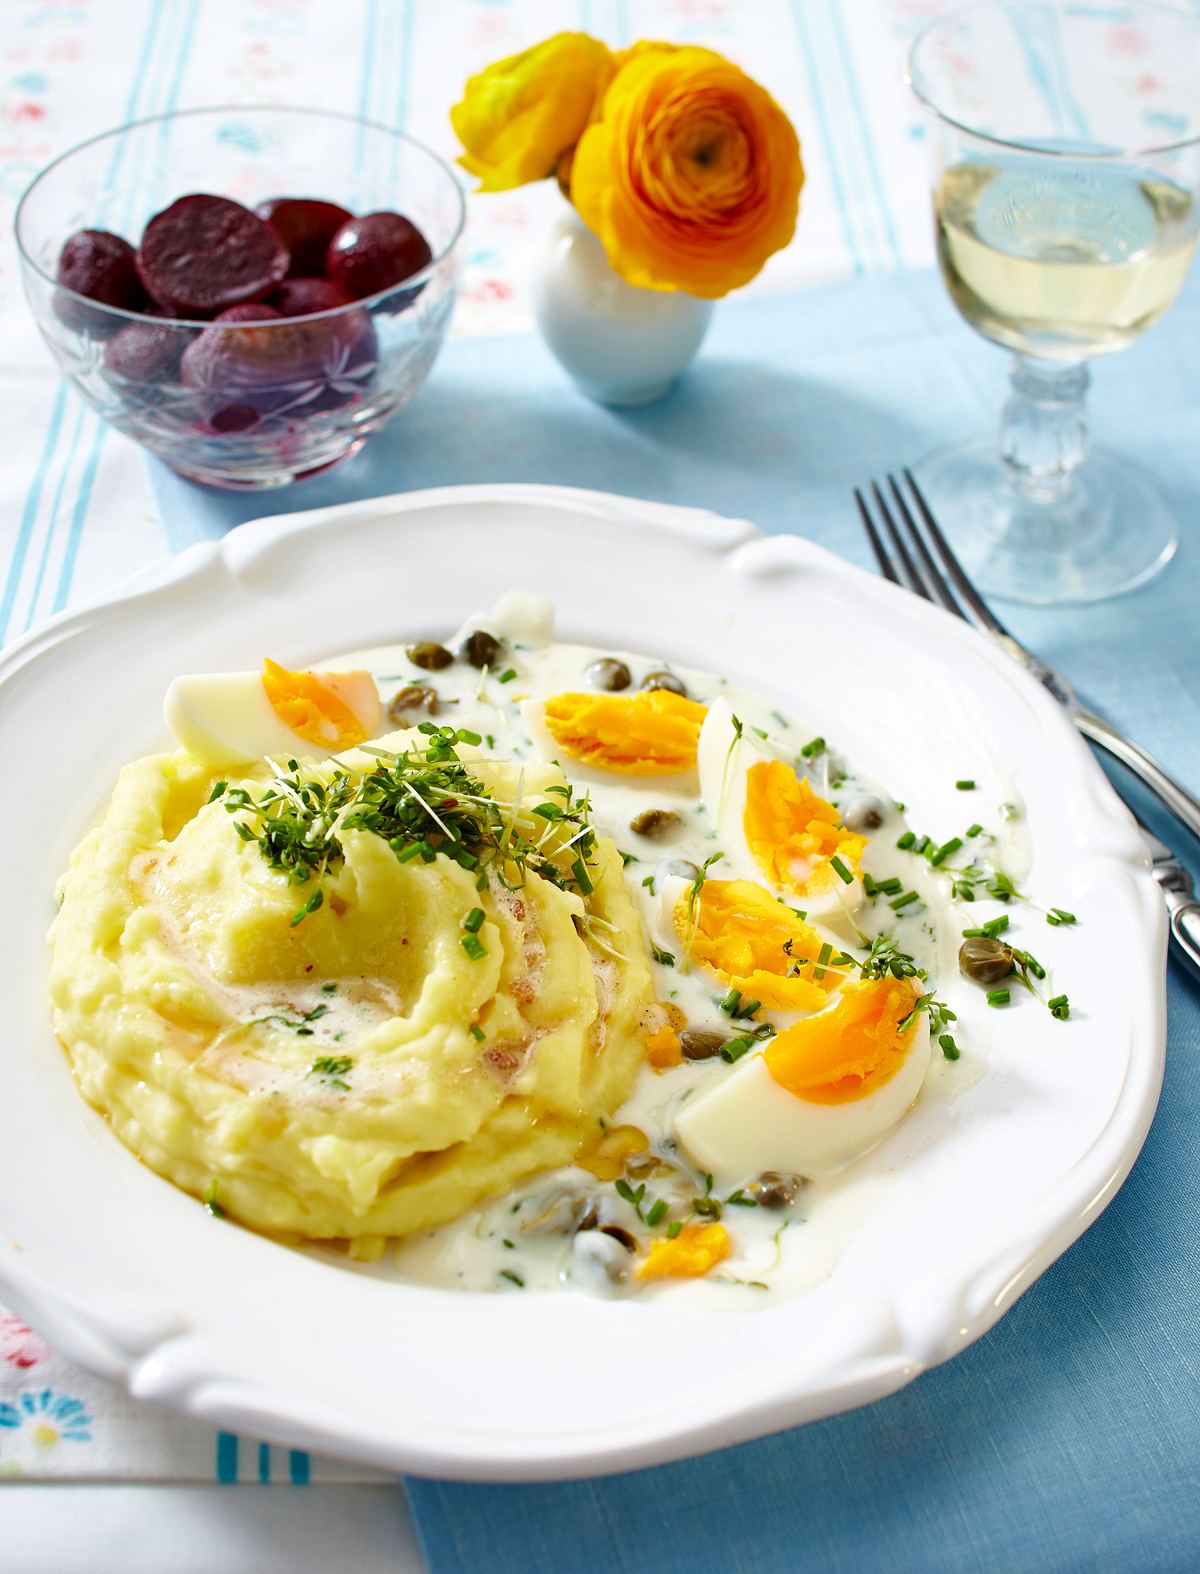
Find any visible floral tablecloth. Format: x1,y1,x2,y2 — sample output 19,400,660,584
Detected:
1,0,949,1494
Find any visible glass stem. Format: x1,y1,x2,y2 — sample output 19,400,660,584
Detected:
999,356,1090,503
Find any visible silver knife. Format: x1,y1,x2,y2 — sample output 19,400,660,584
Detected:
1138,819,1200,981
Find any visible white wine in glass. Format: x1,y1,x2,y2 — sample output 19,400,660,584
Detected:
910,3,1200,603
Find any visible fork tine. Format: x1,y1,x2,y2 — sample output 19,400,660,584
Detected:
885,474,966,619
870,481,933,601
901,468,1011,639
854,487,900,584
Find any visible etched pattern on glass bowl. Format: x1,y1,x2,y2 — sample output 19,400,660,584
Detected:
16,107,464,489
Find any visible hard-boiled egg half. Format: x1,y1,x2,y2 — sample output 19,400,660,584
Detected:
673,976,931,1181
525,688,708,779
696,700,867,940
165,658,381,766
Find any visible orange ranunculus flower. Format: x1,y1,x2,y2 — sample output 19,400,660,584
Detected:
451,32,615,193
570,43,804,297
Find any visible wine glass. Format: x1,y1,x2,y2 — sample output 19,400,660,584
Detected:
908,1,1200,604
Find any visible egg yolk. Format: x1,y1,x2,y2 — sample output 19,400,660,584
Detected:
674,879,840,1011
261,658,372,750
743,760,867,893
637,1222,731,1281
543,690,708,775
764,976,921,1104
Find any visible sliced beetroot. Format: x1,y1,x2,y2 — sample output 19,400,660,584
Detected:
211,303,284,325
136,195,290,316
257,198,352,277
180,299,375,428
325,212,432,301
104,321,184,382
57,229,145,310
271,277,355,317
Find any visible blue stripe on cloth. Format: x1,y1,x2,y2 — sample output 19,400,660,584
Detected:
288,1450,311,1486
258,1442,271,1483
50,0,202,620
823,0,903,269
0,381,66,645
789,0,864,276
23,399,86,631
4,0,167,646
355,0,381,167
215,1431,239,1485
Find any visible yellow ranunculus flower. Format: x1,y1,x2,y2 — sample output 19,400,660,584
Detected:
451,32,615,193
570,43,804,298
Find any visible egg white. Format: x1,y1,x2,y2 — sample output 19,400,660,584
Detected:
164,669,379,767
695,700,865,942
672,1013,931,1183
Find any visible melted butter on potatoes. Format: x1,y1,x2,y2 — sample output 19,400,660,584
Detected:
48,730,654,1243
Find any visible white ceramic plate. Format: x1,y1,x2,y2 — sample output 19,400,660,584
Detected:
0,485,1165,1481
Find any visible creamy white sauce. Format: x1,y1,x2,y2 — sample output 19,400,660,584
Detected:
303,594,1022,1306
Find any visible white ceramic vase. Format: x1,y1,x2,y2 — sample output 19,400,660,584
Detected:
532,208,715,406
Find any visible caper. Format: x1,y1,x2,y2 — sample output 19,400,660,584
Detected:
842,796,886,832
958,935,1015,985
575,1201,600,1234
629,808,681,839
598,1223,638,1252
679,1029,728,1061
585,657,631,692
406,641,453,671
642,670,687,697
625,1152,672,1180
570,1229,633,1292
387,684,438,722
461,628,501,669
751,1171,804,1210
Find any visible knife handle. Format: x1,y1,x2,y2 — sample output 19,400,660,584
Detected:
1170,900,1200,981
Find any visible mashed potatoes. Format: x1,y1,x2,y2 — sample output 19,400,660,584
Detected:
49,727,654,1244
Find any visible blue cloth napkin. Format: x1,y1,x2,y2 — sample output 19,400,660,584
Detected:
149,269,1200,1573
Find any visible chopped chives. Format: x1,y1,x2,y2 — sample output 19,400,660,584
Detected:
890,890,920,911
956,780,976,791
460,933,487,960
830,855,854,885
800,736,826,759
1047,908,1077,927
497,668,517,684
912,835,930,855
719,1035,755,1063
939,1034,961,1060
863,874,878,897
986,988,1010,1007
500,1269,524,1288
469,1023,485,1042
930,837,963,867
1048,994,1070,1020
982,915,1009,937
967,823,984,839
667,1220,683,1239
462,906,485,933
814,941,833,979
896,830,916,850
718,988,742,1014
875,876,902,896
961,926,984,938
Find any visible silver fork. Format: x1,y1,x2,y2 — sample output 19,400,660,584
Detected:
856,469,1200,845
1138,818,1200,976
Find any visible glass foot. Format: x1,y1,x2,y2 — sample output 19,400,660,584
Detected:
912,438,1178,606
